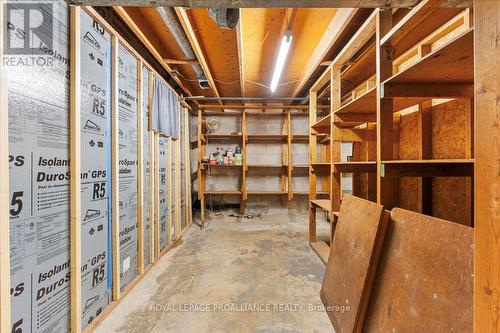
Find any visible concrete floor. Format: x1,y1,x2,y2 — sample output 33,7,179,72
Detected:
94,209,333,333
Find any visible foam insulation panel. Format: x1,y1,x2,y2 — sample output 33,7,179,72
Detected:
7,2,71,331
79,10,112,329
117,44,138,291
142,66,150,268
158,136,168,250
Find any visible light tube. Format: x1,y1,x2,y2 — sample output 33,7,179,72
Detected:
270,34,292,92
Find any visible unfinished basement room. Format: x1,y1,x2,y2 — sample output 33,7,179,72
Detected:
0,0,498,332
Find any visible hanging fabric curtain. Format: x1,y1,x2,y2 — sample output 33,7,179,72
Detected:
152,76,179,139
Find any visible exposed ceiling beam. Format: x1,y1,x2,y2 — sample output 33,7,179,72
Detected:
68,0,472,8
174,7,222,104
291,8,357,97
112,6,195,99
268,8,297,95
164,58,199,65
236,20,246,97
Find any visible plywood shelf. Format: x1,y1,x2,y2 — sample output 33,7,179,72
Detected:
382,159,474,177
333,161,377,173
294,191,329,195
291,134,308,142
335,86,376,115
310,163,331,174
311,114,331,134
310,241,330,265
311,199,332,212
204,190,242,195
247,164,286,168
200,164,243,171
341,42,376,91
382,28,473,86
381,1,464,58
246,191,286,195
246,134,287,141
205,134,243,140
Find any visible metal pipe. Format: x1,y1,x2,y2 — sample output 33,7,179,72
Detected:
185,96,309,101
157,7,206,80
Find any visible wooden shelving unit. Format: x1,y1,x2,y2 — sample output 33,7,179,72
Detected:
308,4,474,264
198,107,313,225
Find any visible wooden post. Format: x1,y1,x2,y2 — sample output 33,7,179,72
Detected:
154,134,160,258
167,137,173,244
309,91,318,242
70,7,82,332
474,1,500,332
281,112,287,206
197,110,205,226
463,98,474,226
183,108,193,227
137,59,144,274
376,9,396,209
148,72,155,264
418,100,433,215
0,1,11,331
175,138,181,238
110,35,121,301
287,112,293,200
241,110,247,213
331,66,342,213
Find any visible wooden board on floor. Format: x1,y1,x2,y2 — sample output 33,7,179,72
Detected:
363,207,473,332
310,241,330,265
320,194,389,333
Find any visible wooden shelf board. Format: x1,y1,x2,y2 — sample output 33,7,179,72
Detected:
201,164,242,168
312,114,331,133
205,134,243,139
382,159,474,177
334,86,427,116
247,164,286,168
311,163,331,173
291,134,310,142
333,161,377,173
292,164,309,169
310,241,330,265
381,2,464,58
383,28,473,85
383,159,474,164
335,86,376,114
311,199,332,212
204,190,242,195
246,134,287,140
341,42,376,91
295,191,329,195
247,191,286,195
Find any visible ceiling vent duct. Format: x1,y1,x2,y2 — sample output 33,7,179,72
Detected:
208,8,239,29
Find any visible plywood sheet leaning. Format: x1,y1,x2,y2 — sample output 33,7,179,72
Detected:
363,207,473,332
320,194,389,333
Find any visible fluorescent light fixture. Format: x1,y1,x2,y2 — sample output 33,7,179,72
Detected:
270,34,292,92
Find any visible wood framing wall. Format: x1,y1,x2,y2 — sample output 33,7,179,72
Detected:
197,106,312,225
2,5,194,333
308,4,475,259
0,1,11,332
473,1,500,332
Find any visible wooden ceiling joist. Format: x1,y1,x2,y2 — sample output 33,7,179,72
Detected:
164,58,199,65
236,19,246,97
112,6,194,98
174,7,222,104
69,0,472,8
292,8,358,97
